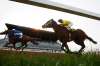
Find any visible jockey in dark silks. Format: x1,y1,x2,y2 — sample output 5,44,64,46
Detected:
8,29,23,41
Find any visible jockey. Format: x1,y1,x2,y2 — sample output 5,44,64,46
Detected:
58,19,73,30
8,29,23,40
58,19,73,41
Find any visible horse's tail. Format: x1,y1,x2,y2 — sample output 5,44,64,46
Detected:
86,36,97,44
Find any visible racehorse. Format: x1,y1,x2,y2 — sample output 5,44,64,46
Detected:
42,19,97,53
0,30,39,51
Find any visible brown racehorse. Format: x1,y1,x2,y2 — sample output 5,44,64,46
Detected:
42,19,97,53
0,30,39,51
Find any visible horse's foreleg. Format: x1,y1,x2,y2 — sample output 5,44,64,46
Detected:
13,43,17,50
17,44,23,49
13,43,20,51
78,42,85,53
61,44,68,53
64,43,71,53
16,43,24,51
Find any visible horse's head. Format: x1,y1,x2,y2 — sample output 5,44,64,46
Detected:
0,30,9,35
42,19,56,28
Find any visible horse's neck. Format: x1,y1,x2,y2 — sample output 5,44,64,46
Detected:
52,21,69,33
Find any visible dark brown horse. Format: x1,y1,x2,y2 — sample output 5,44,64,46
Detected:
42,19,97,53
0,30,39,51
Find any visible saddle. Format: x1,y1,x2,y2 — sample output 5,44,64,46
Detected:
69,29,76,32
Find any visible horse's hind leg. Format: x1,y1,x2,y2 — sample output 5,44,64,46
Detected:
21,43,27,52
17,43,23,50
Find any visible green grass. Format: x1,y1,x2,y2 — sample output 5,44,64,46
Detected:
0,50,100,66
